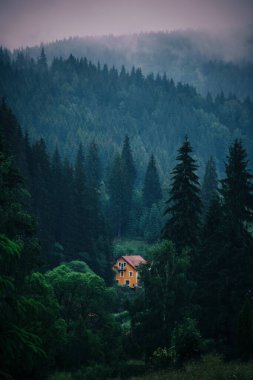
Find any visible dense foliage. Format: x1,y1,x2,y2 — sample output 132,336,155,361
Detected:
1,47,253,182
0,43,253,378
13,31,253,99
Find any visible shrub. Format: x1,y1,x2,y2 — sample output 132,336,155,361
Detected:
150,346,177,369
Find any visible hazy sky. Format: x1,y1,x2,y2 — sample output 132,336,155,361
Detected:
0,0,252,49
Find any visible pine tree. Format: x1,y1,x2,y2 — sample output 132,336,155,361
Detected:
201,156,218,213
237,299,253,360
197,195,225,338
143,154,162,208
72,144,91,258
135,241,193,357
37,47,48,71
30,138,52,253
198,140,253,351
86,140,101,191
50,148,64,247
121,135,136,234
144,203,163,243
0,125,42,378
217,139,253,348
163,137,202,250
221,139,253,226
108,154,125,237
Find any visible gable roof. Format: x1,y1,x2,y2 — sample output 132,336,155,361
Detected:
122,255,146,269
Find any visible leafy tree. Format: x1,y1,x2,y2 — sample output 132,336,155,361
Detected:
163,137,202,250
46,263,122,370
132,241,193,359
171,318,203,363
143,154,162,208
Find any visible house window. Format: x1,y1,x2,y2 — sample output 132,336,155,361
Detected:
120,271,124,277
129,271,133,277
125,280,130,286
119,262,126,269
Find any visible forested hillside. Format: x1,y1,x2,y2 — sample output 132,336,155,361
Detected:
14,31,253,99
1,47,253,182
1,30,253,379
1,99,253,379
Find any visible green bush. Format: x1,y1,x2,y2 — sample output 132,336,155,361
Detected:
120,359,146,378
49,373,73,380
150,347,177,369
128,355,253,380
171,318,203,362
73,364,113,380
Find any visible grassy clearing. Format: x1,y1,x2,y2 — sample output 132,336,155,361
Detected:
49,356,253,380
129,355,253,380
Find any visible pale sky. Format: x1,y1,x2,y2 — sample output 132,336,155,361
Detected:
0,0,252,49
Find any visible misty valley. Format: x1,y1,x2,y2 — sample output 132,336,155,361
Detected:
0,31,253,380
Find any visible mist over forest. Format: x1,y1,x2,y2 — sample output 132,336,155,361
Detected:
14,29,253,99
1,24,253,380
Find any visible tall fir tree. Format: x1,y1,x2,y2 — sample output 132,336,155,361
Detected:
72,143,91,258
143,154,162,208
121,135,136,234
217,139,253,349
30,138,52,254
108,153,125,237
163,136,202,250
221,139,253,226
0,124,43,378
197,195,225,339
201,156,218,213
86,140,101,191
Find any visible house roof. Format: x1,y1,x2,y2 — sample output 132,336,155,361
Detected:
122,255,146,269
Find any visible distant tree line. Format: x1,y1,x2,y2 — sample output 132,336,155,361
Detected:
0,47,253,182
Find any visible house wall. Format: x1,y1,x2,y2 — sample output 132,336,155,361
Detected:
113,258,138,287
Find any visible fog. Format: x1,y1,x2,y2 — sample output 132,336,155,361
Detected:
0,0,253,55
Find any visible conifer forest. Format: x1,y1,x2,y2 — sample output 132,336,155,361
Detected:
0,15,253,380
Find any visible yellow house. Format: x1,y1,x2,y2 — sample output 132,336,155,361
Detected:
113,255,146,288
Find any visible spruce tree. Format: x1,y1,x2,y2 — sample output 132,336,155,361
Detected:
198,140,253,351
86,140,101,191
108,153,125,237
197,195,225,338
72,144,91,258
217,139,253,347
121,135,136,234
50,148,64,247
143,154,162,208
221,139,253,226
0,126,42,378
201,156,218,213
163,137,202,250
